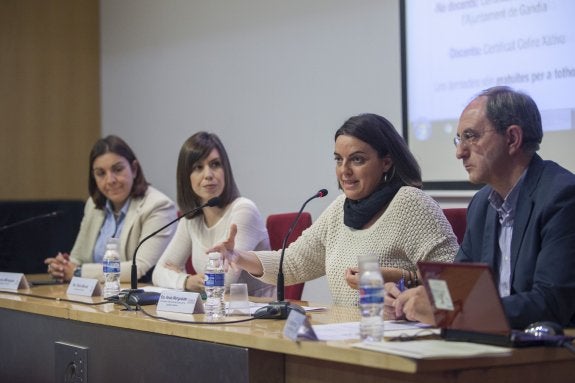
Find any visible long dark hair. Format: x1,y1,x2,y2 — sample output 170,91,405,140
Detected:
176,132,240,217
88,135,148,209
335,113,422,189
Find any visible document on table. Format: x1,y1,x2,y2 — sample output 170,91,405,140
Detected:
383,320,439,339
240,302,326,315
353,339,512,359
312,322,360,341
312,320,436,341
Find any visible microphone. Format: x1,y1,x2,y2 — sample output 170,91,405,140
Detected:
116,196,220,307
255,188,328,319
0,210,62,232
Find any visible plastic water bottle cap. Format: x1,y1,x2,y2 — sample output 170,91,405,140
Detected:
106,237,120,249
208,252,221,260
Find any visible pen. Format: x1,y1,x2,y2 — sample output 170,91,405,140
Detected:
396,277,406,292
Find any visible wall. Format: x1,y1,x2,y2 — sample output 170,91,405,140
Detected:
100,1,403,216
100,0,468,303
0,0,100,200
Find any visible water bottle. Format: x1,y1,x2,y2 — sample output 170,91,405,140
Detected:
102,237,121,298
204,252,225,321
358,255,384,342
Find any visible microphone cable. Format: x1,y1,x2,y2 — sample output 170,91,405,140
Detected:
0,290,113,306
0,290,277,321
137,304,275,324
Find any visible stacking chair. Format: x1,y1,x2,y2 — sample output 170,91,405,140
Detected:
442,208,467,245
266,212,312,300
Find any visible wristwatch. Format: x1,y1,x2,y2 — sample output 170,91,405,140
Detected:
73,265,82,278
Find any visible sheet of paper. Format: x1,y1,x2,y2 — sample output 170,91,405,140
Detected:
384,320,432,331
353,339,512,359
312,322,360,341
312,320,435,341
383,320,439,339
141,286,170,293
303,305,327,312
237,302,326,316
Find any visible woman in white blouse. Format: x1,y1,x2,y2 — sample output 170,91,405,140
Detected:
152,132,274,297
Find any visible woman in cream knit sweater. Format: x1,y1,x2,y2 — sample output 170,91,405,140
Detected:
210,114,458,306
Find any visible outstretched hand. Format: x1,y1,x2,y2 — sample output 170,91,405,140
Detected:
207,224,239,272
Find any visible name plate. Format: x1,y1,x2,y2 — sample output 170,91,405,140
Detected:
67,277,101,297
0,272,30,290
283,310,318,341
157,290,204,314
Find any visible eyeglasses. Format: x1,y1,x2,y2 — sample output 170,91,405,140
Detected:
453,129,496,148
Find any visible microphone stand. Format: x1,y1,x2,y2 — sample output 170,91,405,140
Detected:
255,189,328,319
0,211,61,232
117,197,220,307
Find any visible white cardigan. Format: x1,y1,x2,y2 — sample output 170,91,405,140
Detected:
153,197,275,297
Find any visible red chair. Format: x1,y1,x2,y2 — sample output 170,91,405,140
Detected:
185,256,196,275
443,208,467,244
266,212,312,300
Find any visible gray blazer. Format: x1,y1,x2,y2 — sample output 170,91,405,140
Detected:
70,186,177,282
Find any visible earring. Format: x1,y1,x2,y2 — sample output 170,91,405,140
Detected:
384,167,396,183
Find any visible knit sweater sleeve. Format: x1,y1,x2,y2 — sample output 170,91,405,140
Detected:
256,198,338,286
388,187,458,266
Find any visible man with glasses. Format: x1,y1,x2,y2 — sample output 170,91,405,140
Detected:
385,86,575,329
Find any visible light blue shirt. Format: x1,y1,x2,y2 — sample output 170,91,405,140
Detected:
488,173,525,297
92,199,130,263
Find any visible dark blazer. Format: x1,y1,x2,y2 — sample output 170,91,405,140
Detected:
456,154,575,329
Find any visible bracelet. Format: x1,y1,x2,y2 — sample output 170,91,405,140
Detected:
405,270,417,289
183,274,191,291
